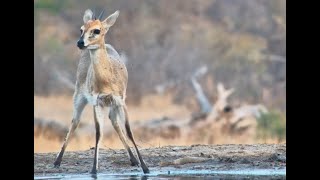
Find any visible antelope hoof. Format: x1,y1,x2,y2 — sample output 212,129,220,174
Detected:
130,158,140,167
90,168,97,174
53,161,61,168
142,167,150,174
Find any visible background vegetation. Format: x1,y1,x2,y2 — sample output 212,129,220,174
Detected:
34,0,286,152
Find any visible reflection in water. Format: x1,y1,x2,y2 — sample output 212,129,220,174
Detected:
90,174,97,179
128,175,148,180
34,168,286,180
34,174,286,180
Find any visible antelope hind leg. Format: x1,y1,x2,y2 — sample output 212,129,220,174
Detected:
123,106,150,173
108,105,140,167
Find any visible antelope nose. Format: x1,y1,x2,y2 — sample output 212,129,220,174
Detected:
77,40,84,48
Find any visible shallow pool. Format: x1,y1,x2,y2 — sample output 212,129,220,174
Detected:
34,168,286,180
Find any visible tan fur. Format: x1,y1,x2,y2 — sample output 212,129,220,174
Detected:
89,48,128,97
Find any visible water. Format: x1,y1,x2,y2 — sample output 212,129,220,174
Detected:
34,168,286,180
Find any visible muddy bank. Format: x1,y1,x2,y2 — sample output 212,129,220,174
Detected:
34,144,286,179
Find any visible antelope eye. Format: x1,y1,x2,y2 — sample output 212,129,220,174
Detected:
80,29,83,34
93,29,100,34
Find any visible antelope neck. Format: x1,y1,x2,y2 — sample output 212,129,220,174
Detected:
88,44,110,64
88,43,112,85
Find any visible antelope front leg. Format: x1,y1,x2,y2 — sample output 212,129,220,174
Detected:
54,93,87,167
91,105,108,174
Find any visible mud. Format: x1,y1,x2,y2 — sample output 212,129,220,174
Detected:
34,144,286,179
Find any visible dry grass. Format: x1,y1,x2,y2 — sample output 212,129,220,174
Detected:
34,95,284,153
34,135,195,153
35,133,283,153
34,94,192,152
34,94,191,124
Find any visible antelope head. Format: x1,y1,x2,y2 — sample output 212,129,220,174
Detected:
77,9,119,50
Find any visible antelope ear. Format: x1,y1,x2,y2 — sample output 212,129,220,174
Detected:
83,9,93,23
102,10,119,28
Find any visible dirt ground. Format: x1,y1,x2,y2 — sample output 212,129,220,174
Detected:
34,144,286,178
